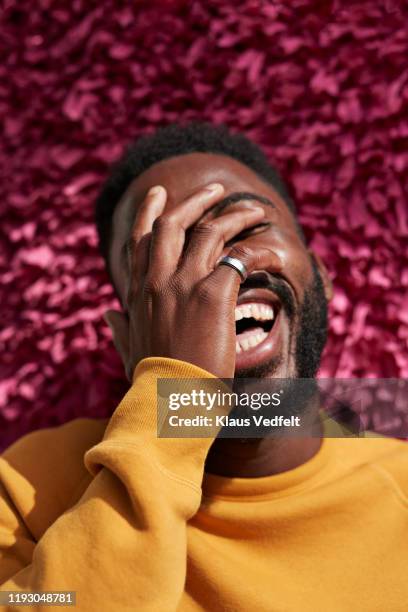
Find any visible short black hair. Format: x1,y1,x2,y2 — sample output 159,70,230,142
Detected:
94,121,304,283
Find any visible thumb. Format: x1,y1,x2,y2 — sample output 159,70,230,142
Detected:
103,309,131,377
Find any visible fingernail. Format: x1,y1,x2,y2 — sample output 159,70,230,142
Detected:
204,183,223,193
148,185,164,196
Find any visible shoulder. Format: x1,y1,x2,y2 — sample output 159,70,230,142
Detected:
364,436,408,499
330,434,408,499
0,418,109,539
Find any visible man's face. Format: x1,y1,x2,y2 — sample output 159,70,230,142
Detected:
109,152,331,379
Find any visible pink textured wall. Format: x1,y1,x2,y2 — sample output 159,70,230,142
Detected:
1,1,407,450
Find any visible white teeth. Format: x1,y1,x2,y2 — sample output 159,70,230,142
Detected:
236,330,268,353
234,301,276,354
252,304,261,319
248,335,258,347
243,305,252,318
234,302,274,322
260,304,274,320
254,330,268,345
240,338,251,351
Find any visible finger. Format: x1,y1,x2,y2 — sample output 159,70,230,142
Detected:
181,206,266,277
128,185,167,274
148,183,225,279
125,185,167,301
206,244,283,295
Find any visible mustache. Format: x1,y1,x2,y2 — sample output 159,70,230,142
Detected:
239,271,296,319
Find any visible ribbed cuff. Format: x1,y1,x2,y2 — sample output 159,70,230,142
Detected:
85,357,227,488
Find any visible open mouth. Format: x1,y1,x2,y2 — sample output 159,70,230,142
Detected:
235,302,275,353
234,286,284,372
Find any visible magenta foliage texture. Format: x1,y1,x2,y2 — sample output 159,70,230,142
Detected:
0,1,407,449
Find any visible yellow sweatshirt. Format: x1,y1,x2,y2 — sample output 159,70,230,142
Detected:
1,358,408,612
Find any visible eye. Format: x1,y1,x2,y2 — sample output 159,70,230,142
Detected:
227,222,272,244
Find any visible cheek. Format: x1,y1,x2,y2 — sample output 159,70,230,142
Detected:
247,229,313,284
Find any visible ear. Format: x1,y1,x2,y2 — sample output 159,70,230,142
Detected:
308,250,333,302
103,309,132,382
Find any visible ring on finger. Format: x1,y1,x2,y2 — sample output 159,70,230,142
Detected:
218,256,248,282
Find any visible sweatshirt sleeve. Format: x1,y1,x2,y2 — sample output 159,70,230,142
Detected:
0,357,222,611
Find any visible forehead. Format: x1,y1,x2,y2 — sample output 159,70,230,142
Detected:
110,152,293,297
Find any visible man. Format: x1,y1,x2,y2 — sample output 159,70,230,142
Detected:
1,122,407,611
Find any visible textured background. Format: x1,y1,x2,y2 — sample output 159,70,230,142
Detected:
1,1,407,450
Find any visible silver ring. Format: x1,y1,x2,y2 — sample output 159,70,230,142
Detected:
218,256,248,281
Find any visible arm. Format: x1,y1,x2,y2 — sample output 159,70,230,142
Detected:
1,181,274,610
0,357,217,611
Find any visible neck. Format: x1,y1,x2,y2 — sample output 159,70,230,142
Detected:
205,436,322,477
205,403,323,478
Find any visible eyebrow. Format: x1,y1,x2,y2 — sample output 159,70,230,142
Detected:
120,191,276,263
209,191,276,216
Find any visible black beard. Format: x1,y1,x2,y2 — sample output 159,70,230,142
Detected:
226,261,328,435
234,258,328,380
294,259,328,378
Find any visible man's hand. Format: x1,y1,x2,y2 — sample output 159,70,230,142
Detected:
104,183,279,380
